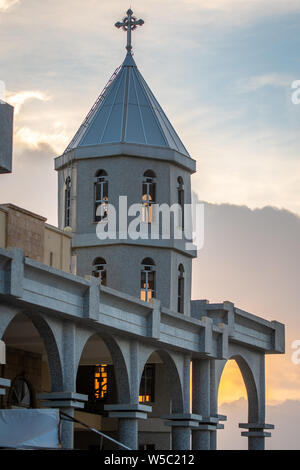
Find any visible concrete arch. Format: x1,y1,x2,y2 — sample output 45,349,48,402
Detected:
0,304,20,340
1,308,64,392
76,330,131,404
138,348,185,413
28,313,64,392
216,352,260,423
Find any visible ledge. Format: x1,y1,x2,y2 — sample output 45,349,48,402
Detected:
0,247,285,358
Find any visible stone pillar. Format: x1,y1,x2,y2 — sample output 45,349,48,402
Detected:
118,418,138,450
38,392,88,449
210,428,217,450
192,359,211,450
0,340,11,406
105,403,152,450
209,360,218,450
172,427,191,450
0,377,11,403
163,414,202,450
239,354,273,450
59,322,78,449
33,319,78,450
212,415,227,450
239,423,274,450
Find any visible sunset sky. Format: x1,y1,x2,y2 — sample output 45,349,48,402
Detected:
0,0,300,449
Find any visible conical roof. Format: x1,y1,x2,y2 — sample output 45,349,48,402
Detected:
64,53,190,157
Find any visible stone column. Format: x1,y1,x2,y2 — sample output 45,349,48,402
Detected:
38,322,86,449
209,360,218,450
192,359,211,450
61,322,77,449
239,354,273,450
118,418,138,449
0,377,11,404
172,427,191,450
38,392,88,449
239,423,274,450
105,404,152,450
0,340,11,404
163,414,202,450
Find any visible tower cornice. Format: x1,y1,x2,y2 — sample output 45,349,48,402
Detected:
55,142,196,173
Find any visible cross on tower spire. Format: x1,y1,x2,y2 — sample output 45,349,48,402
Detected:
115,8,144,54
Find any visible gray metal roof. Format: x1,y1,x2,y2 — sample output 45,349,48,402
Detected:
64,53,190,157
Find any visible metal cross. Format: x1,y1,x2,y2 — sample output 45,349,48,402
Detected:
115,9,144,53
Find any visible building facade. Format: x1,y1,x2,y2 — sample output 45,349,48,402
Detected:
0,9,285,451
0,100,13,174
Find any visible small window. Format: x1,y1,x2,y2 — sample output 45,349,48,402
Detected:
142,170,156,223
178,264,185,314
94,170,108,222
92,257,107,285
94,364,109,400
140,258,155,302
177,177,184,230
139,364,155,403
64,176,71,227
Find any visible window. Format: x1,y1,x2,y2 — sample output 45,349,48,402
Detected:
94,364,108,400
92,257,107,285
139,364,155,403
76,364,117,415
64,176,71,227
140,258,155,302
142,170,156,223
177,176,184,230
7,377,35,409
94,170,108,222
177,264,185,314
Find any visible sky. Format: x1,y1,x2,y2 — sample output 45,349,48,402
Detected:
0,0,300,449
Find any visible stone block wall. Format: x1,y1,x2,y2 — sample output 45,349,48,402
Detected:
6,205,46,262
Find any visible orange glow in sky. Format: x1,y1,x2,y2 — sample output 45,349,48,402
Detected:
218,360,247,405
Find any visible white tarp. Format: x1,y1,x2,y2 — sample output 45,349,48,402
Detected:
0,409,60,449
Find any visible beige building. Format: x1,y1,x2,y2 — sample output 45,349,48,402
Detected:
0,204,71,273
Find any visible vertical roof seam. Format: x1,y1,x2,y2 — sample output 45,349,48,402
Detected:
122,66,130,142
99,67,125,143
132,67,148,144
135,69,168,148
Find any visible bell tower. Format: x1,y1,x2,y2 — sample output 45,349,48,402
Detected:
55,9,197,315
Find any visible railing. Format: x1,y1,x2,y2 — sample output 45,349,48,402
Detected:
60,411,132,450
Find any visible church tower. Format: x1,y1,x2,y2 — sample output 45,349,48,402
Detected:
55,9,196,315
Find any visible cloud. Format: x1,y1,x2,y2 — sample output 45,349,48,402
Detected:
15,125,68,153
6,90,49,115
145,0,300,28
218,398,300,449
0,143,57,225
237,74,293,93
4,90,68,153
0,0,19,12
